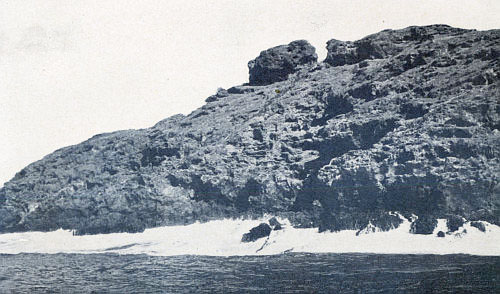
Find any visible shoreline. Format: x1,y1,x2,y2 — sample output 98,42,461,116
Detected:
1,216,499,257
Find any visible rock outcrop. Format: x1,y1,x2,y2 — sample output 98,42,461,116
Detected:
0,25,499,235
241,223,272,242
248,40,317,85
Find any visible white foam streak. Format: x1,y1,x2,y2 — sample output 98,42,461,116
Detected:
0,216,499,256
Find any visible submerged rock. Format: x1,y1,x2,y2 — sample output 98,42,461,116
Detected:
241,223,272,242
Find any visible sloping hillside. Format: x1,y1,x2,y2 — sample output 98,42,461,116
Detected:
1,25,498,235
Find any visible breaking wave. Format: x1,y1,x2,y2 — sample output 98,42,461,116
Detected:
0,215,499,256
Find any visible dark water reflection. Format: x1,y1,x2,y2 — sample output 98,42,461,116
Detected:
0,253,498,293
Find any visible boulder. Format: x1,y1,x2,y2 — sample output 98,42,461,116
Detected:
446,215,465,232
410,217,437,235
470,221,486,232
241,223,272,242
248,40,317,85
437,231,445,237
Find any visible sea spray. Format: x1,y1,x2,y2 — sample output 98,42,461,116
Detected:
0,215,499,256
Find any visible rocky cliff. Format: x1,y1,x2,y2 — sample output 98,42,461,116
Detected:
1,25,499,235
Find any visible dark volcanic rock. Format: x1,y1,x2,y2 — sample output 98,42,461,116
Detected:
241,223,272,242
410,217,438,235
1,25,499,234
205,88,229,103
446,215,465,232
470,221,486,232
437,231,445,237
268,217,282,230
325,25,469,67
248,40,317,85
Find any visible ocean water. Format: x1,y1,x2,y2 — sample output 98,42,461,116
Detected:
1,253,499,293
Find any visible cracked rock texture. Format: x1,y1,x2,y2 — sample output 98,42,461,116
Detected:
248,40,317,85
1,25,499,235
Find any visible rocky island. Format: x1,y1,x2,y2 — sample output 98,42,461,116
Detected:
1,25,498,237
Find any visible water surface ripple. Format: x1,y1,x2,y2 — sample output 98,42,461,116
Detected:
1,253,498,293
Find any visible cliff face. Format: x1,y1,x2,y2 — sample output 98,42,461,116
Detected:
1,25,499,235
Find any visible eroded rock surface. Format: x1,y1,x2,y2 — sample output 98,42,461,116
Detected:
248,40,317,85
1,25,499,235
241,223,272,242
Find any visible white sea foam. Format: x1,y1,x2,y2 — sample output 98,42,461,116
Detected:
0,215,499,256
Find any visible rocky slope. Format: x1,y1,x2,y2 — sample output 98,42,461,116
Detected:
1,25,499,235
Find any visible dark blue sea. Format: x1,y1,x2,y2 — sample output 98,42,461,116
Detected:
0,253,498,293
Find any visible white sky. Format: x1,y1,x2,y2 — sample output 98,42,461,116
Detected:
1,0,499,186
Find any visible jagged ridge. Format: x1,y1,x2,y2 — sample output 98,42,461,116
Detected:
1,25,499,235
